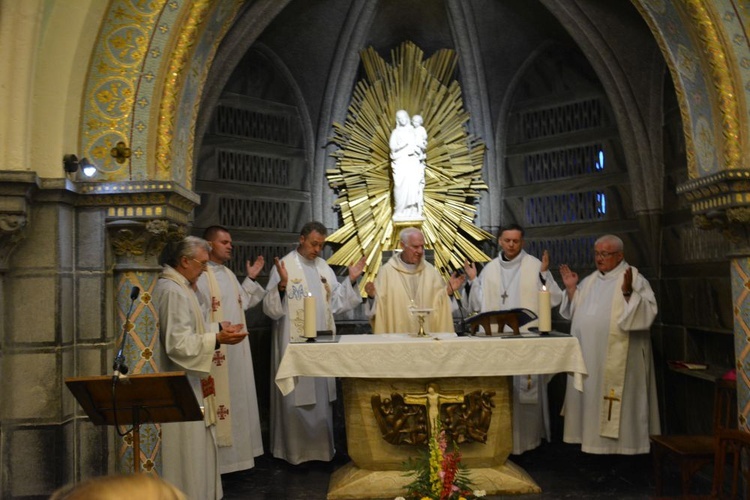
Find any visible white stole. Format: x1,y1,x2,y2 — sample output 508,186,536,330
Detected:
579,267,636,438
159,267,217,428
204,265,235,447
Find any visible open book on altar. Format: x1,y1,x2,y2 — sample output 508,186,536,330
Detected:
463,308,537,336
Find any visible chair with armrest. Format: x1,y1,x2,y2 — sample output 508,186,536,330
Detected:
651,378,737,496
709,428,750,500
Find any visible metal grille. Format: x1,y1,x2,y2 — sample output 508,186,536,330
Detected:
215,105,292,145
519,99,602,141
217,149,290,186
680,226,728,262
525,191,606,225
524,143,604,182
526,236,598,269
218,198,290,231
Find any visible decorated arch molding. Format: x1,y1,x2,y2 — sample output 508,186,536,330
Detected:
78,0,243,187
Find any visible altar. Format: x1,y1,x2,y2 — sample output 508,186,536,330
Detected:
275,333,587,499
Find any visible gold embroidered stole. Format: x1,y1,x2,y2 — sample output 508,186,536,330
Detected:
285,252,334,341
204,265,235,446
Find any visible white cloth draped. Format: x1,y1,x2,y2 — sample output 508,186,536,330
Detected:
559,260,660,454
467,251,563,454
153,265,222,500
196,261,266,474
263,250,361,464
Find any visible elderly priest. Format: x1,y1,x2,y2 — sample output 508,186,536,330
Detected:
365,227,465,334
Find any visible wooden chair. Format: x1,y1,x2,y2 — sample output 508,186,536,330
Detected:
709,428,750,499
651,378,737,496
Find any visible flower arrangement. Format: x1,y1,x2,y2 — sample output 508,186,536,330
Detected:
399,427,486,500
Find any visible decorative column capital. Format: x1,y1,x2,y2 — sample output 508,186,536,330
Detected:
106,219,187,270
0,171,39,272
73,180,199,270
678,170,750,256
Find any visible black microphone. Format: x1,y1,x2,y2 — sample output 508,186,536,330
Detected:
113,286,140,381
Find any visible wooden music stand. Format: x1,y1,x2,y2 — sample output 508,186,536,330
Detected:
65,372,203,473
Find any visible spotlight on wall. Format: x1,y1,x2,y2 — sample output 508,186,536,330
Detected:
63,154,99,178
80,157,97,177
63,154,79,173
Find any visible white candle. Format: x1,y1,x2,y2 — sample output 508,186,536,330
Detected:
304,294,317,338
538,286,551,333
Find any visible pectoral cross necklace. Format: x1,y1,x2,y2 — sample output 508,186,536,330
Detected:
499,257,521,306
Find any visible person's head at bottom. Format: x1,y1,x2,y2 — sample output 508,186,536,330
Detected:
50,473,186,500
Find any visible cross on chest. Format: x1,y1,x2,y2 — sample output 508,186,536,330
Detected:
501,290,508,304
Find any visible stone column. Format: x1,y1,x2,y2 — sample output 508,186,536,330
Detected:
107,218,185,473
85,180,198,475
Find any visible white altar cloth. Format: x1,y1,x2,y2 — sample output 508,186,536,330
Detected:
275,333,587,395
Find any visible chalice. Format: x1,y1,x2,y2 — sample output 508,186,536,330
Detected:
409,306,433,337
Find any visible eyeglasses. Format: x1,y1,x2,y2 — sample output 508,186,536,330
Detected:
191,258,209,269
594,251,618,258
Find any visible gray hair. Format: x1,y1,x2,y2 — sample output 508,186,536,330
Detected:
161,236,210,267
399,226,423,245
595,234,623,252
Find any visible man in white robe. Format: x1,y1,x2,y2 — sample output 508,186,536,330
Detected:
153,236,248,499
364,227,464,334
195,226,266,474
465,224,563,454
263,221,366,464
559,234,660,454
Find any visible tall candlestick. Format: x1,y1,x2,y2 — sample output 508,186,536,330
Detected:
538,286,551,333
304,294,316,338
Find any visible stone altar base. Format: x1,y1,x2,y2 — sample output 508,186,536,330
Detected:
329,376,541,499
328,460,540,500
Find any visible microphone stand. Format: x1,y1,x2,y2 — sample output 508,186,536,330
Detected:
113,287,140,384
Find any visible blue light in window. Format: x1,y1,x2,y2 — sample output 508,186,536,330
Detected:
595,149,604,171
597,191,607,215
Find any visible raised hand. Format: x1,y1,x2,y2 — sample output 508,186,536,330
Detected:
559,264,579,298
245,255,265,280
541,250,550,273
622,267,633,294
447,271,466,295
348,256,367,282
274,257,288,287
463,259,477,281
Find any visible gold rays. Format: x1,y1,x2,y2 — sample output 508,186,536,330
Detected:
327,41,492,296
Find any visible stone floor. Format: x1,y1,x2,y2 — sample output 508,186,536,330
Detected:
220,438,710,499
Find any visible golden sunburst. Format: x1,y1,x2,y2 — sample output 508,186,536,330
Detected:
327,41,492,296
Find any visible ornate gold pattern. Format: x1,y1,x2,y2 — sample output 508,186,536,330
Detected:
155,0,212,180
631,1,698,177
684,0,743,171
327,42,492,295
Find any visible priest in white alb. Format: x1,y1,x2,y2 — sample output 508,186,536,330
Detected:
364,227,464,334
153,236,248,499
195,226,266,474
559,234,660,454
263,221,366,465
465,223,563,454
